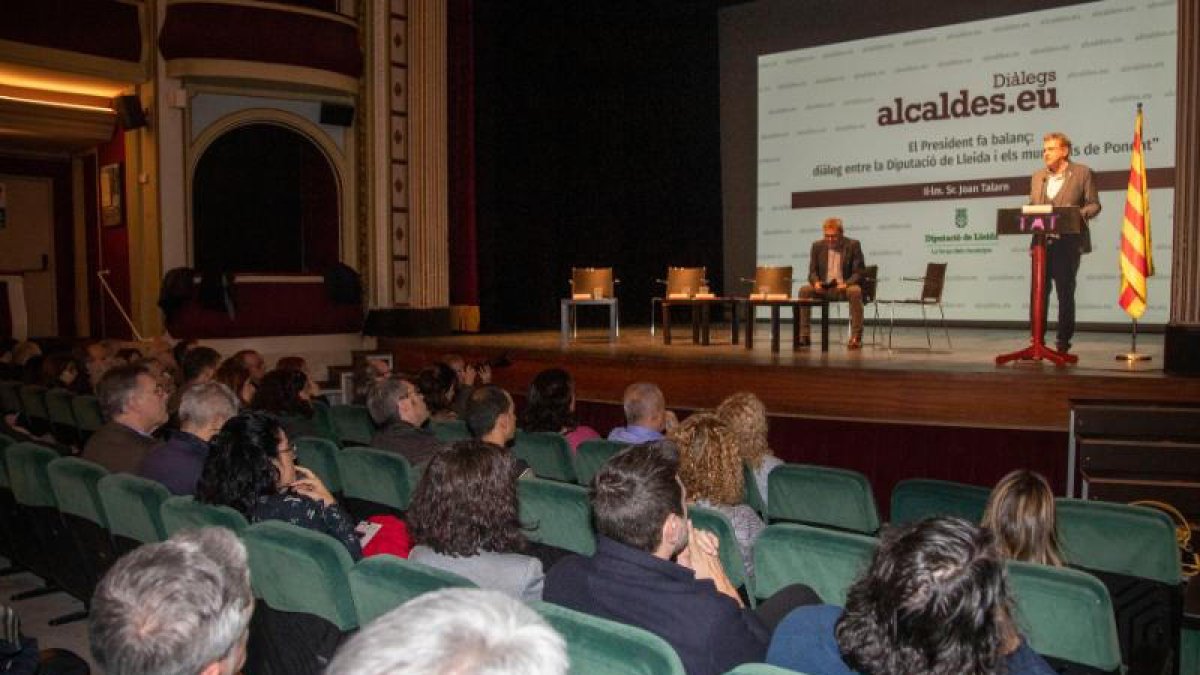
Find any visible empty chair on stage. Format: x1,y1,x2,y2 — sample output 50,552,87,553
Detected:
744,265,793,298
561,267,619,342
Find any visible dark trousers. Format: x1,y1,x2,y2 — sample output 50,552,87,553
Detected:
1036,235,1082,348
754,583,822,634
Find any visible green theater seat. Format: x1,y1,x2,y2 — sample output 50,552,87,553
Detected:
348,555,476,626
161,494,249,536
98,473,170,553
519,477,594,556
1007,560,1122,673
753,523,877,606
533,601,685,675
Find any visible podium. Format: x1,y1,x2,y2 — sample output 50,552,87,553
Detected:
994,206,1080,366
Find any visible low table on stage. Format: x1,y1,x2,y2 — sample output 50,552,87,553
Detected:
740,297,829,353
659,296,740,346
994,206,1079,366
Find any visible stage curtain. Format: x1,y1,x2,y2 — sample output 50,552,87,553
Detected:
448,0,479,330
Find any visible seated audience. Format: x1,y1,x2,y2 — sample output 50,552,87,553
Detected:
89,527,254,675
41,352,88,394
352,356,391,404
545,443,773,675
275,355,323,400
671,413,765,578
167,346,221,415
441,352,491,417
325,588,567,675
767,517,1055,675
981,469,1064,567
407,440,543,601
214,357,255,408
251,368,333,441
83,340,117,390
715,392,782,509
230,348,267,384
466,384,531,479
197,411,361,559
83,364,167,473
366,375,444,468
417,363,459,422
607,382,678,443
520,367,600,452
139,382,239,495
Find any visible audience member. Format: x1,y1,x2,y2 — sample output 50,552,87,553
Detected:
465,384,531,479
168,346,221,415
352,356,391,404
407,440,544,601
671,412,765,578
544,443,772,675
366,375,443,469
276,355,323,400
230,349,266,384
441,353,491,417
83,340,116,390
40,352,88,394
197,411,361,559
715,392,782,509
250,368,333,441
520,367,599,452
139,382,239,495
325,588,567,675
89,527,254,675
767,517,1055,675
417,363,459,422
607,382,678,443
981,469,1064,567
83,363,167,473
214,357,255,408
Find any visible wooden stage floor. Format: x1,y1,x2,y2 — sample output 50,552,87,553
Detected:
381,322,1200,432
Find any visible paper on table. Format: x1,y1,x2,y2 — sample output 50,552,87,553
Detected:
572,293,591,300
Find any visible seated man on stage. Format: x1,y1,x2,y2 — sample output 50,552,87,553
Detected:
1029,132,1101,354
798,218,867,349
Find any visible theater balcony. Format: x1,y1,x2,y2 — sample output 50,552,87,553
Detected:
159,1,363,95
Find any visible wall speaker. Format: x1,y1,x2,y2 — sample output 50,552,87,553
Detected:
320,102,355,127
113,95,148,130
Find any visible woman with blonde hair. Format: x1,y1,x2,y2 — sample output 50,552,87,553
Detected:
670,412,765,577
715,392,782,509
981,469,1064,566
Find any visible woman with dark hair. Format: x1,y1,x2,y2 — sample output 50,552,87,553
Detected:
196,411,361,559
214,357,255,408
519,368,599,452
415,363,458,422
407,439,543,601
251,368,335,441
982,469,1065,567
767,517,1054,675
40,352,88,394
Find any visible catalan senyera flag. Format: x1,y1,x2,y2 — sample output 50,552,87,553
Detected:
1118,105,1154,319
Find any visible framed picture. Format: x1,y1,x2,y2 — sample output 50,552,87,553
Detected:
100,163,124,227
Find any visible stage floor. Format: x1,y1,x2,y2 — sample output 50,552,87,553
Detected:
381,322,1199,432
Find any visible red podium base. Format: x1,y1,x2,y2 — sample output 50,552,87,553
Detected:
995,234,1077,367
995,340,1078,366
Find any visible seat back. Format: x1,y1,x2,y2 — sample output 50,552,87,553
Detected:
687,505,748,595
98,473,170,546
47,457,109,528
1055,498,1181,584
921,262,947,302
44,388,78,442
1007,560,1122,672
574,439,625,486
859,264,879,304
0,433,13,488
753,523,877,606
70,394,105,434
0,380,22,414
242,520,358,631
767,464,880,534
889,478,991,526
161,495,249,536
337,446,415,511
742,463,765,515
329,404,375,446
533,601,686,675
514,431,576,482
752,266,793,296
18,384,49,420
571,267,615,298
348,555,476,626
519,478,595,555
724,665,810,675
665,266,706,296
6,441,59,508
431,419,471,442
295,436,343,494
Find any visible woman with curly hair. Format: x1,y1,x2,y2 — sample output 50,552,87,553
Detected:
407,439,543,601
981,469,1064,567
196,411,361,559
415,363,458,422
519,368,599,452
251,368,336,442
670,412,765,578
767,517,1054,675
715,392,782,509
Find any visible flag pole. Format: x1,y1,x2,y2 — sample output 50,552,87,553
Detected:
1116,318,1151,362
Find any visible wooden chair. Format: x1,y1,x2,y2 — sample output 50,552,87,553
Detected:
880,262,950,350
650,266,707,336
561,267,619,343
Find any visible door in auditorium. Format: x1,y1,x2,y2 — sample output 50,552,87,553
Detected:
0,175,56,336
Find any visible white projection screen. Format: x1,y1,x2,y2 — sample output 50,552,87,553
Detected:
755,0,1176,324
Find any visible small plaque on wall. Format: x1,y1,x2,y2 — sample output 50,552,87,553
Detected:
100,163,124,227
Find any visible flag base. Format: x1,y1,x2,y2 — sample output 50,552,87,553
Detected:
1115,351,1152,362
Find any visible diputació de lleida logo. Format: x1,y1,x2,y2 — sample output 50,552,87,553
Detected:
954,207,968,229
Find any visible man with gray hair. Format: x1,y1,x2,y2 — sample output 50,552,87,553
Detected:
139,382,239,495
607,382,678,444
367,374,444,468
325,588,567,675
90,527,254,675
83,363,168,473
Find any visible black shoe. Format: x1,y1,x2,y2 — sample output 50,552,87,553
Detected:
1055,342,1071,354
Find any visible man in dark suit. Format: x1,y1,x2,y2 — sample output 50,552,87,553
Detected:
1029,132,1101,354
798,217,867,349
83,363,167,473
